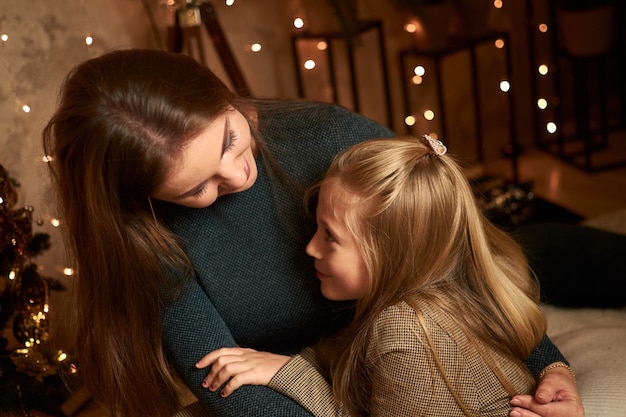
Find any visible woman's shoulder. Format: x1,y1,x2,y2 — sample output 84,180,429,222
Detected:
255,99,394,142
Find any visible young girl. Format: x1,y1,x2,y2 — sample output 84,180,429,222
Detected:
198,136,571,416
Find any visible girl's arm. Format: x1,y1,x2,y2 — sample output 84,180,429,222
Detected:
197,347,348,416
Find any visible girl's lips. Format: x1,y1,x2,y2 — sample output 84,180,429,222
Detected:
315,270,330,280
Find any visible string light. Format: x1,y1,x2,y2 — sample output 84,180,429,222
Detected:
303,59,315,70
62,268,75,276
413,65,425,76
499,80,510,92
537,98,548,109
546,122,557,134
225,0,235,6
412,75,423,85
85,35,93,46
316,41,327,51
293,18,304,29
22,104,31,113
538,23,548,33
1,34,8,42
423,110,435,121
404,115,416,126
494,0,503,9
250,43,262,52
538,64,549,75
495,39,505,49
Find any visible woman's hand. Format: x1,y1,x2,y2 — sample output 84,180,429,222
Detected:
196,347,291,397
509,363,584,417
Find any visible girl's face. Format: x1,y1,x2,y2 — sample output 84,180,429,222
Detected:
305,181,369,301
153,108,258,208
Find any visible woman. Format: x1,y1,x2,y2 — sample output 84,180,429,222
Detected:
42,49,581,417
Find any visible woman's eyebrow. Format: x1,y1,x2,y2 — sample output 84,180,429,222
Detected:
220,116,231,157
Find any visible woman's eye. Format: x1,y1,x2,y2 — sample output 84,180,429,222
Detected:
192,183,208,198
223,129,238,154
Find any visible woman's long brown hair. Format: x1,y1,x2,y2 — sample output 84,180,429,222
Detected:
42,49,250,417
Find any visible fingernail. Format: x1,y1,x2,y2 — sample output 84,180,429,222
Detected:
510,411,521,417
510,398,521,406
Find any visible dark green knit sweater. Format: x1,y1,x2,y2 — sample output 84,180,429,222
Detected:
158,100,565,416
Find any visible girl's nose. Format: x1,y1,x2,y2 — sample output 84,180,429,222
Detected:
305,233,321,259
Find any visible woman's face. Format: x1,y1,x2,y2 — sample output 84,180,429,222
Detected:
153,107,258,208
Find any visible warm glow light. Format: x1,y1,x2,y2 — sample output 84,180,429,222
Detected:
499,80,510,92
413,65,425,76
85,36,93,45
22,104,30,113
9,270,16,280
404,115,416,126
225,0,235,6
537,98,548,109
293,18,304,29
404,23,417,33
303,59,315,70
251,43,262,52
58,351,68,362
63,267,75,276
423,110,435,121
539,23,548,33
1,34,8,42
42,155,53,162
412,75,423,85
538,64,549,75
494,0,503,8
51,218,61,227
495,39,504,49
316,41,327,50
547,122,557,134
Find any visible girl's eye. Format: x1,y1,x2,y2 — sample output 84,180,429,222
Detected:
223,129,238,154
324,229,336,242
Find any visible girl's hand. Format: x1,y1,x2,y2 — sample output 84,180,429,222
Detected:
196,347,291,397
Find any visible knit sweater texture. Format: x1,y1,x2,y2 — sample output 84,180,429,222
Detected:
157,100,565,417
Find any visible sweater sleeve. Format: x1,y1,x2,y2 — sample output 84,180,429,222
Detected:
161,274,313,417
268,347,348,417
525,335,569,378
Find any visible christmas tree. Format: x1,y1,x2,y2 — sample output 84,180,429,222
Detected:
0,164,74,415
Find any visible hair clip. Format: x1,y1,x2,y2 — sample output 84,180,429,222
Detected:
422,134,447,156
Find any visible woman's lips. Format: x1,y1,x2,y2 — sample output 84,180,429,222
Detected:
244,158,250,180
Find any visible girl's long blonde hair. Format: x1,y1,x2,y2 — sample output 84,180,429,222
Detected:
316,137,546,416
